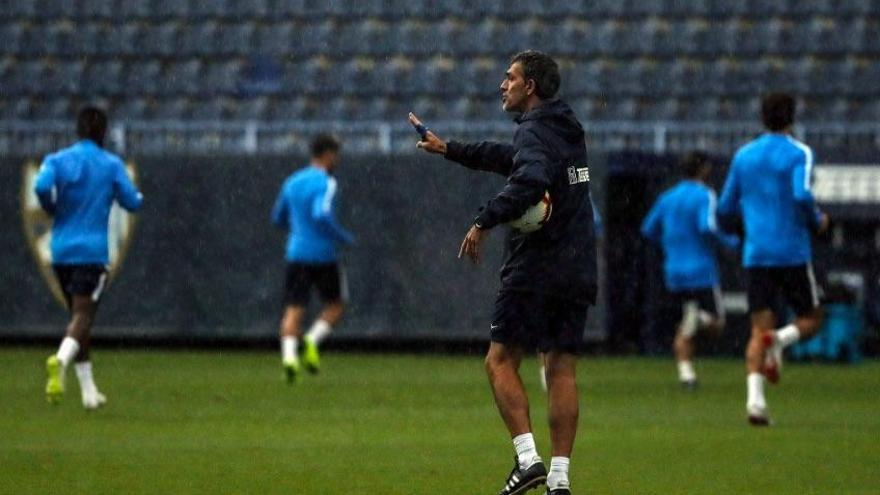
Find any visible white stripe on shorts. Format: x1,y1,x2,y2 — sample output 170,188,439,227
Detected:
806,263,820,308
91,272,107,302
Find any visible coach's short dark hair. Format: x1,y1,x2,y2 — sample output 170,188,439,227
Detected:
310,133,340,157
680,151,712,178
761,93,796,131
76,106,108,145
510,50,561,100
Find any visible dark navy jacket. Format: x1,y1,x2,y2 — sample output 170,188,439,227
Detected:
444,99,597,305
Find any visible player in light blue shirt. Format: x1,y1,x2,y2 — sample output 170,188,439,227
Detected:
271,134,354,382
642,152,739,389
718,93,829,425
36,107,143,409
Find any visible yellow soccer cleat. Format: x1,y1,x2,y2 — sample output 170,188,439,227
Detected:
45,355,64,404
283,359,301,385
302,338,321,374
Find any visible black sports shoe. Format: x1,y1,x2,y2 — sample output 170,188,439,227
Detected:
546,489,571,495
498,456,547,495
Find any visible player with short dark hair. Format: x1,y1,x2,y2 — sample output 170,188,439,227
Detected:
411,50,596,495
271,133,354,383
641,152,739,390
719,93,829,425
35,106,143,409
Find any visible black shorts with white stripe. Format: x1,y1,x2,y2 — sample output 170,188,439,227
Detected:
669,286,724,322
746,264,822,317
52,264,109,309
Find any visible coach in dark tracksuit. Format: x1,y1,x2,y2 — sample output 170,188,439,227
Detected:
411,51,594,495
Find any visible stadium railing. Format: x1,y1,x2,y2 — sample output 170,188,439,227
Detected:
1,120,878,157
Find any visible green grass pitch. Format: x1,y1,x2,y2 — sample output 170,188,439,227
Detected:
1,347,878,494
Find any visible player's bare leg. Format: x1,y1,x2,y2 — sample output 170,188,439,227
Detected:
543,351,578,494
46,295,99,406
746,310,775,424
764,307,825,384
486,342,547,494
302,301,344,374
280,305,305,383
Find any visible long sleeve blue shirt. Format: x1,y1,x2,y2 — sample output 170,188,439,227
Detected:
34,140,143,265
641,180,739,291
271,165,354,263
718,133,823,268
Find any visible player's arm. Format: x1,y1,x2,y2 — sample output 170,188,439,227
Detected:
33,159,57,215
640,198,663,244
311,177,355,245
409,112,514,175
717,157,740,219
699,190,740,250
270,184,290,230
473,129,551,229
791,146,827,232
113,161,143,212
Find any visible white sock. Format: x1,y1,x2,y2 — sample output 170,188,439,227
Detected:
547,457,571,490
512,433,541,469
75,361,97,394
281,337,298,363
56,337,80,367
775,324,800,348
747,372,766,412
305,319,332,346
677,360,696,382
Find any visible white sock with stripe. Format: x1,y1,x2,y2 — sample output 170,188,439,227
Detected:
281,337,298,363
513,432,541,469
547,457,571,490
75,361,97,394
775,324,800,348
305,319,332,346
56,337,80,368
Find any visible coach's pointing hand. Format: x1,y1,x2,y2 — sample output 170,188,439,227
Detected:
458,224,485,264
409,112,447,155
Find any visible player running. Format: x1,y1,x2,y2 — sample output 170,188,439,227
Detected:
271,134,354,384
36,106,143,409
411,50,597,495
718,93,829,426
641,152,739,390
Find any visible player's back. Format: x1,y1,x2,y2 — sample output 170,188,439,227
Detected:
727,134,815,266
281,166,339,263
36,140,140,264
653,182,719,290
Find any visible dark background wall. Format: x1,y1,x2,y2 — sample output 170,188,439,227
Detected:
0,153,609,343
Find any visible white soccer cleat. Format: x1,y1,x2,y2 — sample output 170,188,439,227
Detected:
747,404,771,426
82,389,107,410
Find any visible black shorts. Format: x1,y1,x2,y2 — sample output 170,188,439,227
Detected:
490,290,589,354
669,286,724,322
747,264,821,317
52,264,108,309
284,262,347,307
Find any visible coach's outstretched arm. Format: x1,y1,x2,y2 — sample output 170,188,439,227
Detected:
409,112,514,176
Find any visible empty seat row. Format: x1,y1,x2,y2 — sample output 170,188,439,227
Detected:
4,94,877,122
3,0,877,21
3,17,878,58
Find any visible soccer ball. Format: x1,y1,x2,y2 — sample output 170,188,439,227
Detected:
508,191,552,233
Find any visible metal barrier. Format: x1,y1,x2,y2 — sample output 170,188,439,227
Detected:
0,120,878,157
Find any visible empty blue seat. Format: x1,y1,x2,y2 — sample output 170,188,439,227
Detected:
254,22,295,56
161,60,202,95
115,97,150,120
153,0,190,19
216,22,255,55
35,0,77,19
82,60,124,96
0,22,25,54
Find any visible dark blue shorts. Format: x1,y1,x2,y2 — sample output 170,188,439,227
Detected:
490,290,589,354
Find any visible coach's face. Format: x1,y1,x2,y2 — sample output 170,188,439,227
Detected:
501,62,532,113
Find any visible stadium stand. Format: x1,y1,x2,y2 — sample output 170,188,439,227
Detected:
1,0,878,124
